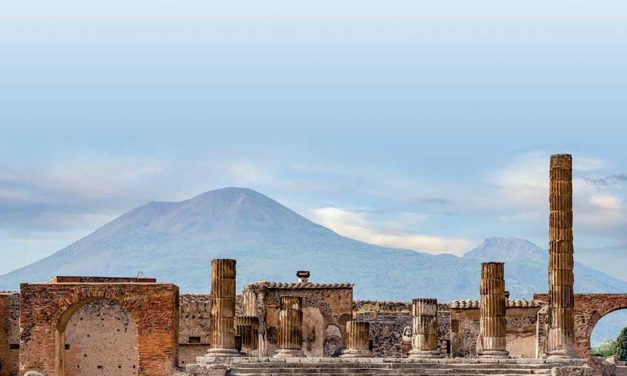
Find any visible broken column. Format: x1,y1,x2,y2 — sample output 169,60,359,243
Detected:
341,321,372,358
409,298,442,358
274,296,304,358
547,154,576,360
206,259,241,357
479,262,509,359
235,315,259,355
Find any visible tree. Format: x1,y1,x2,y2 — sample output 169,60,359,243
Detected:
615,327,627,361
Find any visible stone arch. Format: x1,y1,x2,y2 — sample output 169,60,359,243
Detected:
55,297,139,376
534,293,627,359
20,281,178,376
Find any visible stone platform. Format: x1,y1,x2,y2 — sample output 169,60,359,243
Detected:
185,357,592,376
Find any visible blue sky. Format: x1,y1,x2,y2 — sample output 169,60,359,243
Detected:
1,0,626,279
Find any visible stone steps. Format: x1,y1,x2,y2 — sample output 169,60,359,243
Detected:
228,362,553,376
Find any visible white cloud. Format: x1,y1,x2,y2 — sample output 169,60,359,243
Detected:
308,207,471,255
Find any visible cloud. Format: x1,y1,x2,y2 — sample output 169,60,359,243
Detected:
308,207,471,255
584,174,627,187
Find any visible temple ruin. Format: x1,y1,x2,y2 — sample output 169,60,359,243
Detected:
0,154,624,376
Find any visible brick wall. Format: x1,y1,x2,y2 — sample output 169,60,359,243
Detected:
19,282,178,376
0,292,19,376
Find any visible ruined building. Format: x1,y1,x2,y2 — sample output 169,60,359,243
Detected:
0,154,625,376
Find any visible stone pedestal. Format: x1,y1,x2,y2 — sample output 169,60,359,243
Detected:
206,259,241,357
235,315,259,355
479,262,509,359
274,296,304,358
547,154,577,361
340,321,372,358
409,298,442,358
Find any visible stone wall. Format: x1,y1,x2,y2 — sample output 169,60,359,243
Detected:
178,295,212,368
19,281,179,376
353,301,451,358
449,300,541,358
63,300,138,376
535,293,627,360
243,282,353,357
0,292,19,376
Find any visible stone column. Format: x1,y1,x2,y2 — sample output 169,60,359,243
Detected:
479,262,509,358
341,321,372,358
547,154,576,360
235,315,259,355
274,296,304,358
409,298,442,358
207,259,241,357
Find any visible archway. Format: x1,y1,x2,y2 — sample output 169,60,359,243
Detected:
59,299,139,376
589,309,627,359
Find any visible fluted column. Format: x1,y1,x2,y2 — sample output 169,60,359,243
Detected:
235,315,259,355
409,298,442,358
341,321,372,358
274,296,304,358
479,262,509,358
207,259,241,357
547,154,576,360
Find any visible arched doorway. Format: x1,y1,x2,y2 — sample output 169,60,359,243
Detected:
60,299,139,376
589,309,627,359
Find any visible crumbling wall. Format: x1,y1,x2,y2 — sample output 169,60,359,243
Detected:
178,295,212,368
0,292,19,376
243,282,353,357
353,301,451,358
449,300,541,358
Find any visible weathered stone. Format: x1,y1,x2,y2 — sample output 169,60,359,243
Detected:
409,298,442,358
479,262,509,359
341,321,372,358
206,259,241,358
235,315,259,355
274,296,304,358
547,154,576,360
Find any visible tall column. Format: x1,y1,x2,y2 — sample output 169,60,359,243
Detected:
409,298,442,358
235,315,259,355
274,296,304,358
547,154,576,360
479,262,509,358
341,321,372,358
207,259,241,357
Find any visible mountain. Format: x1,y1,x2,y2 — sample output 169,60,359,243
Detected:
0,188,625,304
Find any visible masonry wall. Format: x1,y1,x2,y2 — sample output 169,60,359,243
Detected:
0,292,19,376
243,283,353,357
353,301,451,358
63,300,138,376
449,301,541,358
19,283,179,376
178,295,212,368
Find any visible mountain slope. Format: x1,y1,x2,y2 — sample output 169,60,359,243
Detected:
0,188,625,302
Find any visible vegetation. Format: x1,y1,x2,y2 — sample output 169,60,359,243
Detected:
616,327,627,361
591,339,617,357
591,326,627,360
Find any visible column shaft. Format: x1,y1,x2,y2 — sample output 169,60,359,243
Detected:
547,154,576,359
479,262,509,358
207,259,241,357
409,298,441,358
274,296,304,357
341,321,372,358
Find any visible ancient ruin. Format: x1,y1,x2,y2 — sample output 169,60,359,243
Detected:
0,154,623,376
478,262,509,359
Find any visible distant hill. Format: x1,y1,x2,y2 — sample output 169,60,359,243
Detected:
0,188,625,305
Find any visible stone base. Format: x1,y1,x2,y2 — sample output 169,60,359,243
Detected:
340,349,373,358
204,348,242,358
478,349,510,359
273,348,305,358
408,349,443,359
546,349,578,363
